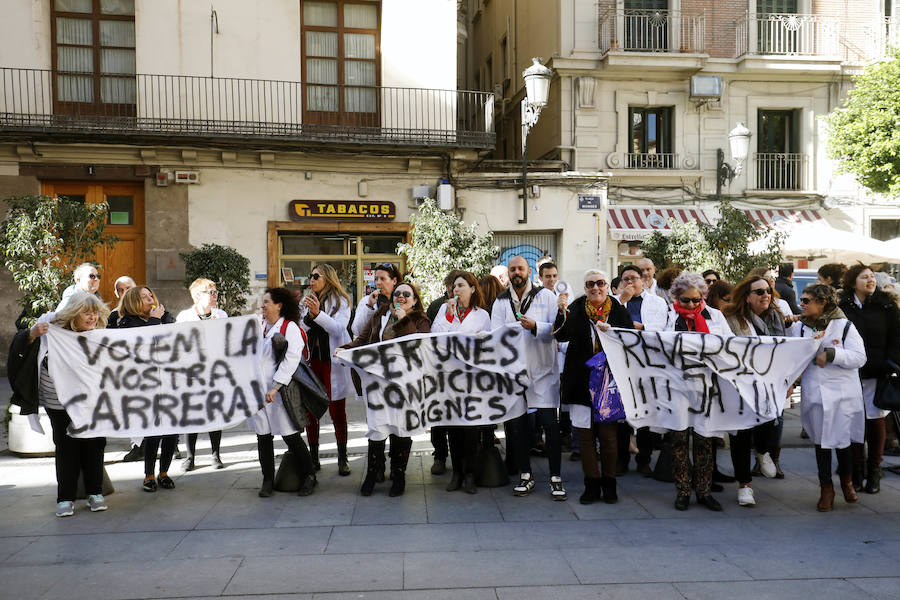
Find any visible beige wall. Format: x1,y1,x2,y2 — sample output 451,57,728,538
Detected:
0,0,51,70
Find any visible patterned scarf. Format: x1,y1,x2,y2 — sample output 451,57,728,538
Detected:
585,296,612,323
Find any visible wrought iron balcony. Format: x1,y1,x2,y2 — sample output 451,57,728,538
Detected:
598,8,705,54
864,17,900,61
626,152,678,169
755,153,807,191
0,68,495,149
736,13,840,57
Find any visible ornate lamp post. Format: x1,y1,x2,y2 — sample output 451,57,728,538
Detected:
520,58,553,223
716,122,752,200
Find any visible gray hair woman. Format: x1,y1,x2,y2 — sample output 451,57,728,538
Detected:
666,272,733,512
10,292,111,517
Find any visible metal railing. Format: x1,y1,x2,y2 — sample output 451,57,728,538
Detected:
736,13,839,57
626,152,678,169
864,17,900,61
0,68,495,148
599,7,705,54
755,153,807,190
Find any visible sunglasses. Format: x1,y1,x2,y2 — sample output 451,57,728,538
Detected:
750,288,772,296
393,290,412,299
309,273,321,280
585,280,607,288
87,273,101,280
799,297,815,305
704,279,717,285
678,297,702,305
201,289,218,296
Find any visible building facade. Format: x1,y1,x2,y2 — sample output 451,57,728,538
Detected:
464,0,900,275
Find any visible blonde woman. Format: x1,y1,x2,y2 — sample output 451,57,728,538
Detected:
176,278,228,470
300,264,353,475
10,292,110,516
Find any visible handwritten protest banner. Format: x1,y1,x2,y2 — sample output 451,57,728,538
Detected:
336,326,531,438
599,328,818,437
46,315,267,437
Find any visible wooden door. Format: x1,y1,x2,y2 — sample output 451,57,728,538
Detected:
41,181,145,302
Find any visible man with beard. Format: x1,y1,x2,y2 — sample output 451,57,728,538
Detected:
491,256,566,500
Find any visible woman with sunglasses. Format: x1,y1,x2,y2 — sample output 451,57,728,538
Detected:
351,263,401,337
340,281,430,497
553,270,633,504
116,286,177,492
838,264,900,494
176,278,228,471
791,283,866,510
300,264,353,476
665,273,732,511
432,271,492,493
721,275,788,507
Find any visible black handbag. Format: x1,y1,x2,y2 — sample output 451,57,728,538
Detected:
271,331,330,422
874,360,900,411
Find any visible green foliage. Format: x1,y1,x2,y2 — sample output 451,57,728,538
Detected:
825,48,900,196
0,194,117,326
180,243,251,316
397,198,499,303
640,200,785,283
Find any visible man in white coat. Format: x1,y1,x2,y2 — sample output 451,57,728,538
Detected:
616,264,670,475
491,256,566,500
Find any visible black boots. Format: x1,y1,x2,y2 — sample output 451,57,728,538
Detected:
310,443,321,472
389,435,412,497
257,434,275,498
865,466,882,494
599,476,618,504
361,439,387,496
337,442,351,476
579,477,602,505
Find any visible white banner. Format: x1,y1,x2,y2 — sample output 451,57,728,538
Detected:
599,328,818,437
336,326,532,438
46,315,267,438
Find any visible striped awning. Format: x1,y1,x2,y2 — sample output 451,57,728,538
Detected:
743,209,823,228
608,207,713,241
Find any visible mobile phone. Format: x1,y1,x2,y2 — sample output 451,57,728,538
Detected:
515,312,524,319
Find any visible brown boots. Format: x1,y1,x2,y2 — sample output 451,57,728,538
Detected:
840,476,859,504
817,483,834,512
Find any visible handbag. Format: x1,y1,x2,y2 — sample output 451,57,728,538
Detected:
586,351,625,423
271,321,330,423
874,360,900,411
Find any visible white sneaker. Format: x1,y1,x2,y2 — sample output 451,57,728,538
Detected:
549,475,567,501
737,486,756,507
756,452,777,479
513,473,535,496
55,501,74,517
87,494,108,512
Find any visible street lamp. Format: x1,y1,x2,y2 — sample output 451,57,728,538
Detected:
520,57,553,223
716,122,752,200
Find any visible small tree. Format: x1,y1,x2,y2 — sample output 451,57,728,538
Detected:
397,198,499,303
180,243,251,316
825,48,900,196
641,220,716,274
0,194,117,326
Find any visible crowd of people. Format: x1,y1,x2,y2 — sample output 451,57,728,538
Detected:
7,256,899,518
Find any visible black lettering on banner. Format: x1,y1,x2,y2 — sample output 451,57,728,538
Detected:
239,319,258,357
499,329,519,367
208,360,237,388
383,383,406,409
248,381,267,414
62,394,90,434
473,336,496,365
639,335,667,369
665,380,673,412
475,371,496,393
108,339,130,362
487,395,507,420
405,409,420,430
150,334,173,364
749,338,782,375
121,395,150,429
171,328,206,363
615,330,645,368
90,392,121,431
422,373,438,398
77,336,106,366
448,369,468,394
495,372,513,395
179,391,205,427
426,400,442,422
377,345,402,380
405,380,424,408
185,362,206,387
132,336,151,364
637,378,648,405
684,372,708,414
451,337,471,362
513,370,529,395
351,347,380,374
100,365,123,390
655,332,679,367
206,390,226,421
464,396,482,420
735,338,756,376
398,338,423,370
153,394,180,427
707,373,723,416
141,367,160,391
697,334,725,370
430,337,452,362
226,387,247,420
628,378,639,410
122,368,141,390
444,397,464,419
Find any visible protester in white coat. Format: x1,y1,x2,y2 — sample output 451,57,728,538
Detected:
350,263,401,337
789,282,866,512
432,271,492,494
300,264,353,476
491,256,566,500
176,278,228,471
251,287,317,498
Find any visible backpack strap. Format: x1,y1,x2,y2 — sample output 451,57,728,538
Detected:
279,319,310,362
841,320,851,345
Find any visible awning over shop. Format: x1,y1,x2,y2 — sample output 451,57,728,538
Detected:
743,209,823,228
608,207,713,241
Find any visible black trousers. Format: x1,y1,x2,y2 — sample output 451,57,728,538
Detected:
506,409,561,477
186,431,222,459
728,421,777,484
47,408,106,502
256,433,313,481
636,426,661,466
431,426,449,460
447,426,479,475
144,435,178,477
816,444,852,485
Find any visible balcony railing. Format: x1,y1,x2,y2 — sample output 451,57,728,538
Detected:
755,153,807,190
0,68,495,149
736,13,840,57
598,8,705,54
864,17,900,61
626,152,678,169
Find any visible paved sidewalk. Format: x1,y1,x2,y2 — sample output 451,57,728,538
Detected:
1,378,899,600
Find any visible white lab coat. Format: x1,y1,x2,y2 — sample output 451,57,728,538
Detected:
616,290,670,332
351,295,389,338
300,295,352,401
431,304,491,334
790,318,866,449
175,307,228,322
248,317,304,436
491,287,559,409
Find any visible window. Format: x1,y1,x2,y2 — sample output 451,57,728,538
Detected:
301,0,380,126
624,0,669,51
757,0,798,13
757,109,803,189
871,219,900,241
51,0,136,114
628,107,674,168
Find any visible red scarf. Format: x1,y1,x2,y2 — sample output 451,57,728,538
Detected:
446,304,472,323
673,299,710,333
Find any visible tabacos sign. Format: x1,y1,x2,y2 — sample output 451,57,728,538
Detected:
289,200,396,221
